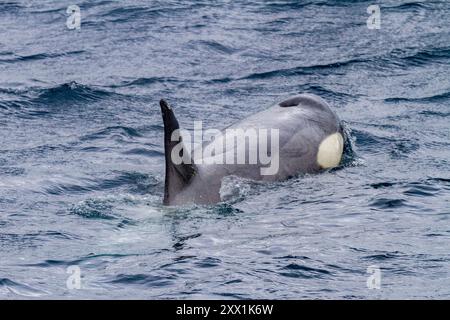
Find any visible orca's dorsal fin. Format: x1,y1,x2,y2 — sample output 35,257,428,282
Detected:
159,99,197,205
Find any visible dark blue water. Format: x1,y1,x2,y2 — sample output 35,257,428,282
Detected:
1,0,449,299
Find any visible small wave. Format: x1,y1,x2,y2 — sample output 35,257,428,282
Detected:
103,5,163,18
194,257,221,268
100,4,189,23
299,85,356,102
46,172,160,196
213,44,448,85
280,263,332,279
109,77,180,88
370,181,397,189
108,273,176,287
173,233,202,251
0,2,24,14
362,251,404,261
369,179,447,196
0,231,78,248
0,95,33,112
0,278,46,297
352,129,386,151
255,0,350,13
34,81,113,105
80,126,143,141
207,77,234,84
382,46,450,72
122,148,164,157
21,253,140,268
0,166,25,176
69,198,119,220
240,57,365,80
76,0,115,10
187,40,239,55
97,171,160,195
402,46,450,62
0,51,84,64
69,198,135,229
28,6,66,15
68,193,158,224
428,177,450,186
276,254,312,261
389,139,420,159
44,182,92,196
1,82,118,115
208,57,365,83
403,183,440,197
263,1,312,11
369,198,409,210
385,91,450,103
352,129,419,158
418,110,450,117
384,2,428,10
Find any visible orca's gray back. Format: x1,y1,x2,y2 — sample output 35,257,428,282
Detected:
171,94,343,204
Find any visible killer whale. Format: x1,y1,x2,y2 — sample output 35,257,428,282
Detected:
159,93,345,205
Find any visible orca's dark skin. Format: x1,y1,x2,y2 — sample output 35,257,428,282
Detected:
159,94,345,205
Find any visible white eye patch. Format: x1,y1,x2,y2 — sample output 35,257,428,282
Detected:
317,132,344,169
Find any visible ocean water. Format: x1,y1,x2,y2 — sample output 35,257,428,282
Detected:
0,0,449,299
